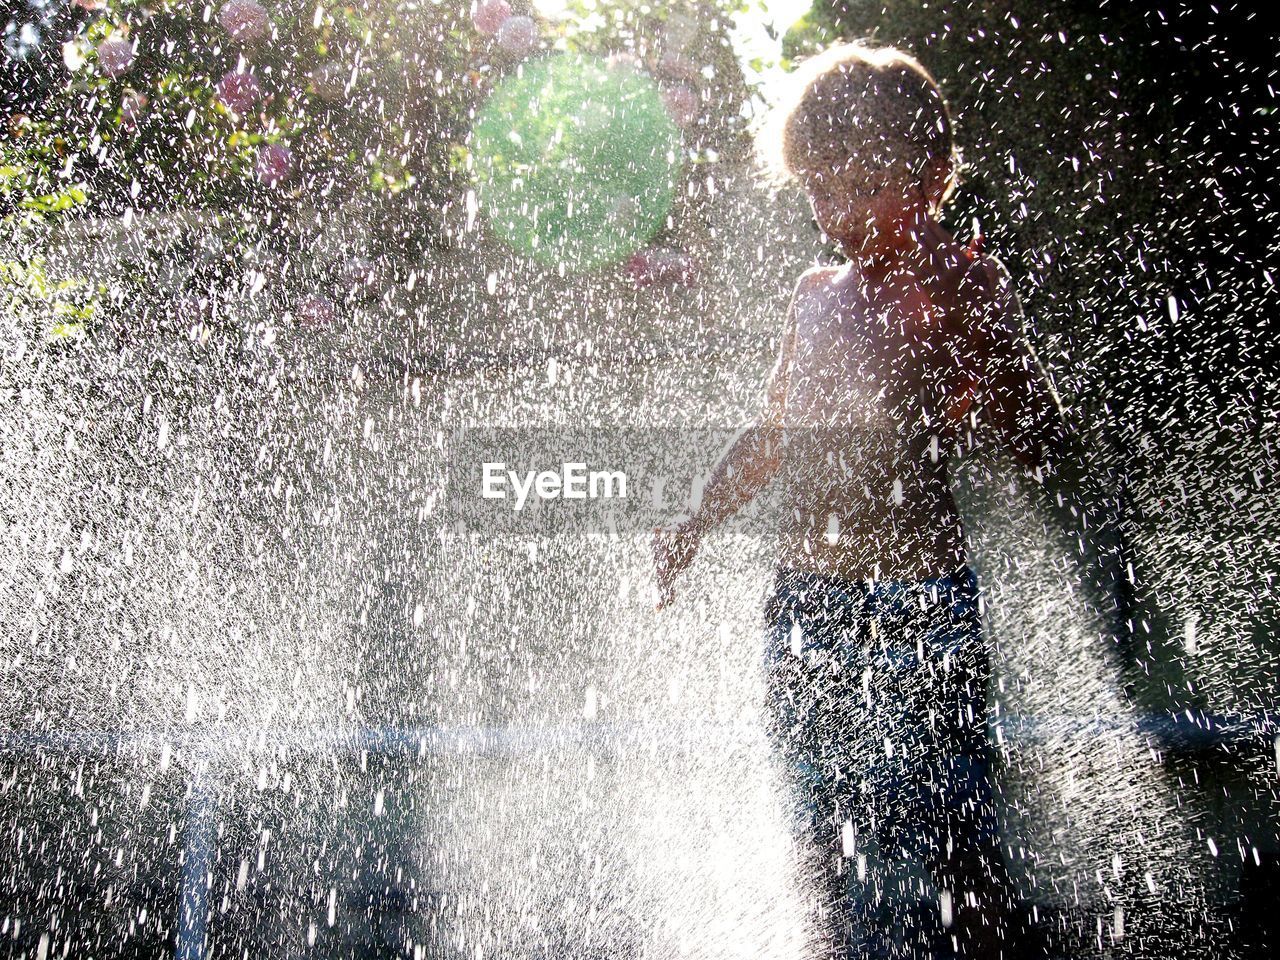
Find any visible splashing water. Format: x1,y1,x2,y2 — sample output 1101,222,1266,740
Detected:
2,2,1277,958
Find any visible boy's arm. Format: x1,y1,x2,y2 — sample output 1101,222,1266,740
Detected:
969,255,1073,478
651,271,810,608
968,255,1128,634
678,287,798,538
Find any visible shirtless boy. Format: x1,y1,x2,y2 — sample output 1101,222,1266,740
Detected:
652,43,1070,959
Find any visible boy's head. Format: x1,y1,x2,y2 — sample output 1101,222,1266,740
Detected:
757,43,959,248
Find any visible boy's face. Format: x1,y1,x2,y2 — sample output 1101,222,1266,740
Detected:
799,158,937,255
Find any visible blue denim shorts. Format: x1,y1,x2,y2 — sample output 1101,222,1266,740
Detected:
762,566,1001,958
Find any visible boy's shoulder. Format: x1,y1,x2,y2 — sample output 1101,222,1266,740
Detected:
916,225,1023,335
796,264,842,288
790,263,843,305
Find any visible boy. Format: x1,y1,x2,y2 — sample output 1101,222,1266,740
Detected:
652,43,1070,959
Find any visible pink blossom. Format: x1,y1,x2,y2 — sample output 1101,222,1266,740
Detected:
660,84,699,128
97,37,136,79
309,62,348,102
216,71,262,115
256,143,293,186
656,52,701,82
294,296,335,325
218,0,270,43
495,15,538,59
120,92,149,133
626,247,699,287
470,0,511,37
604,51,643,74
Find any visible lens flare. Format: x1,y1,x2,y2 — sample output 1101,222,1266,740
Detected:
470,53,683,272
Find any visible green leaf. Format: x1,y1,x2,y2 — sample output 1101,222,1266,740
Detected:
48,322,86,341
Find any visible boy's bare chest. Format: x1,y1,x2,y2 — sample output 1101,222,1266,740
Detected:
787,270,974,430
793,276,932,386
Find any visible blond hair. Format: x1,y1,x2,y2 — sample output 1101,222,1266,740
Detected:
754,42,960,209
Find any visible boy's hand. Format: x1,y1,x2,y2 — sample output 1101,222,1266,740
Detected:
651,519,701,610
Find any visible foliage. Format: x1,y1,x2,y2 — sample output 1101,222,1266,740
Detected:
3,2,751,227
0,255,102,345
779,8,834,66
0,0,753,345
554,0,753,157
3,2,482,234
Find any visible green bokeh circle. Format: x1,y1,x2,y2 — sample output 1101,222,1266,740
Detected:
470,54,684,272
